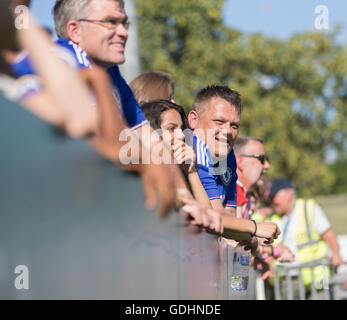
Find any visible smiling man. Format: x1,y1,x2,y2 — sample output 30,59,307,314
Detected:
188,85,242,217
52,0,147,130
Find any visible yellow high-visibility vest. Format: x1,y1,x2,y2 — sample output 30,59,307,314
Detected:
252,211,264,223
257,200,329,289
294,198,329,289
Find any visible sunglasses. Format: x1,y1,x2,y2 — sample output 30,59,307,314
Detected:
240,154,270,164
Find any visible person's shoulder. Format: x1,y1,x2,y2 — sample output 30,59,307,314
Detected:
56,38,91,69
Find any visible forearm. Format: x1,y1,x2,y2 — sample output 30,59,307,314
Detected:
224,206,236,217
322,228,340,255
221,215,255,239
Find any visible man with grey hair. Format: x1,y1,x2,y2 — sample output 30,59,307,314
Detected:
233,136,294,279
13,0,146,129
233,136,270,219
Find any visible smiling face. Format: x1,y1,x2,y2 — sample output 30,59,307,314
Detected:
77,0,128,68
189,97,240,158
160,109,185,147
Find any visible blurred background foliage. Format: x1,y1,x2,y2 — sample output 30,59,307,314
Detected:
135,0,347,197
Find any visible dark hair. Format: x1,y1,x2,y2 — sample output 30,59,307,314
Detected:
233,136,264,155
192,85,243,116
140,99,188,131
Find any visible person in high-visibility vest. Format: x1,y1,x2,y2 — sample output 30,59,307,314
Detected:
270,178,344,299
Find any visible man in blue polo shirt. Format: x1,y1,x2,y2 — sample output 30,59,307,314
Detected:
12,0,147,131
188,85,242,217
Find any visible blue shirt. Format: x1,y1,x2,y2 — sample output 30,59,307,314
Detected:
11,38,147,130
192,134,238,207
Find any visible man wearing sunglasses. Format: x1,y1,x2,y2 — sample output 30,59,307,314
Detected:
234,136,270,220
233,136,281,279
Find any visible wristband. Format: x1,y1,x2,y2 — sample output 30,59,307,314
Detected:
274,245,280,258
251,220,257,237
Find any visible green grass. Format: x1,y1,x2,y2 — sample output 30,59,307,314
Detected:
316,193,347,235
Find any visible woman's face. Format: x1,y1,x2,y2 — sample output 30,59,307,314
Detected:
160,109,185,147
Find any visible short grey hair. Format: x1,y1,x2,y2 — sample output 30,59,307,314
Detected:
53,0,125,39
233,136,264,155
53,0,91,38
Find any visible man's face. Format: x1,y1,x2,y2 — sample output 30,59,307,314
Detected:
191,97,240,158
78,0,128,68
271,189,293,216
239,140,270,187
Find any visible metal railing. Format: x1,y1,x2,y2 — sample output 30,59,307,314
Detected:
258,258,347,300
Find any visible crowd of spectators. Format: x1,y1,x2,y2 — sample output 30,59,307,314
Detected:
0,0,344,299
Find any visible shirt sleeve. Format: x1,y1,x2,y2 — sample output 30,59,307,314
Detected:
313,202,331,235
196,164,221,201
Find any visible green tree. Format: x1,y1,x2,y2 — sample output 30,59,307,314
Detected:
135,0,347,196
329,157,347,194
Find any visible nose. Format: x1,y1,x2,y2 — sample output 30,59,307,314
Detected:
263,158,270,170
117,23,128,39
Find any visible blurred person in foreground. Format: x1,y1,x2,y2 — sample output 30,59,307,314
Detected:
270,178,343,299
1,1,177,219
9,0,181,217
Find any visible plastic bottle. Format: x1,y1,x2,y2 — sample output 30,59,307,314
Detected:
230,244,250,293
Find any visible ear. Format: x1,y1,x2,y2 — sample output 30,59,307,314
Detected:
236,154,244,172
187,110,199,130
66,20,82,44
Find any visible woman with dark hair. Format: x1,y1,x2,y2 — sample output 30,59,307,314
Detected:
141,99,211,207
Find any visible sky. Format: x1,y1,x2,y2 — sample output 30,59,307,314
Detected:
31,0,347,43
222,0,347,43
